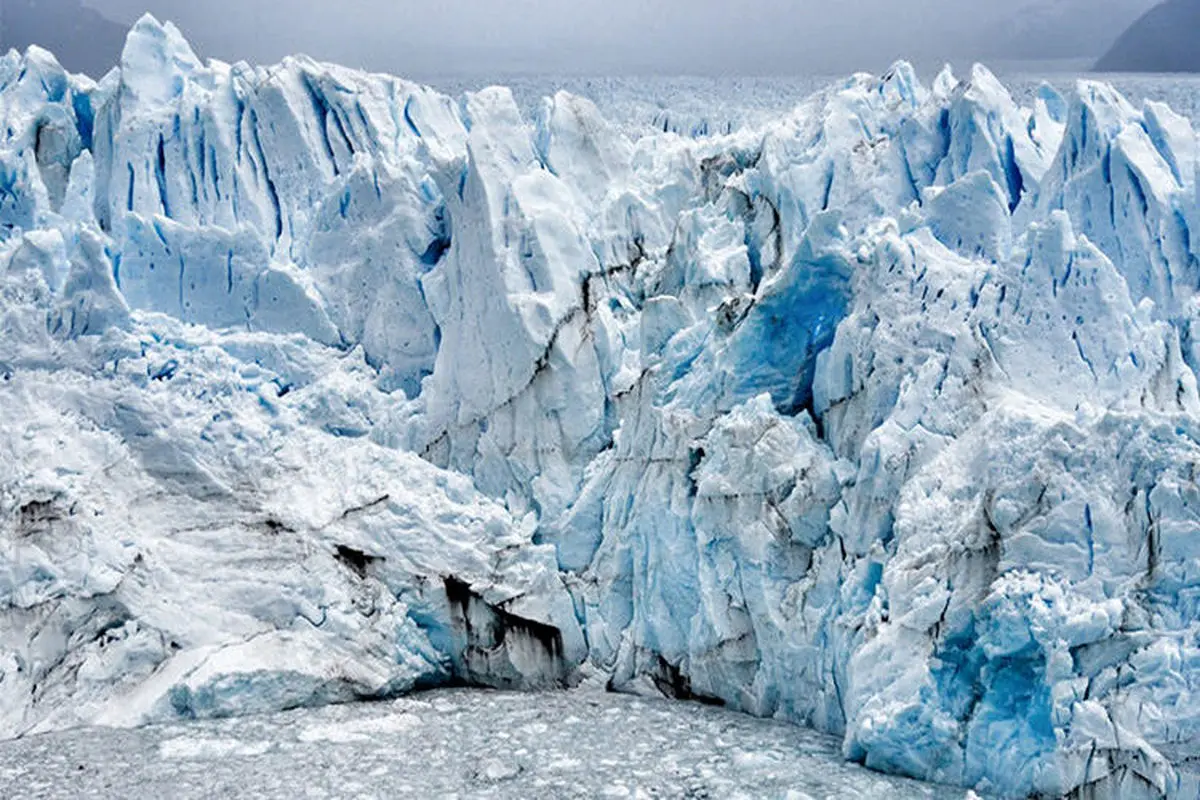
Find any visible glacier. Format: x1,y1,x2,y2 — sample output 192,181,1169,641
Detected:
2,14,1200,798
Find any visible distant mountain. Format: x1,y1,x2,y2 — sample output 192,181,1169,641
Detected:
1096,0,1200,72
978,0,1157,61
0,0,127,77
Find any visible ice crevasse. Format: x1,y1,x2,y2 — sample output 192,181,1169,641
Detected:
2,15,1199,798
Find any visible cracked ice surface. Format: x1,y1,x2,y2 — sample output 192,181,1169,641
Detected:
0,689,964,799
3,13,1200,799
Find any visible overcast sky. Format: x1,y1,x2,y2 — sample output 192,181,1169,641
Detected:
44,0,1161,77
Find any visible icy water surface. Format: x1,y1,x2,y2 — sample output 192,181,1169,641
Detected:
0,689,966,799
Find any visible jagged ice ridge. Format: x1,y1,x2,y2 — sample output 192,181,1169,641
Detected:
2,15,1200,799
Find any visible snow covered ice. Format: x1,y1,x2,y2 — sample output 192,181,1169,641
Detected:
2,14,1200,799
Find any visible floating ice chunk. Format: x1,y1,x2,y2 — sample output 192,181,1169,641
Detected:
297,713,420,744
158,736,273,760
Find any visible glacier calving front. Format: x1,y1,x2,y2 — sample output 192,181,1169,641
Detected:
2,16,1199,798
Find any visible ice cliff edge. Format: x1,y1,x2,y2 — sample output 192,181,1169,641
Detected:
2,15,1199,798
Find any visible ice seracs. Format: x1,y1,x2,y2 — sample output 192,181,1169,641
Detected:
2,15,1200,799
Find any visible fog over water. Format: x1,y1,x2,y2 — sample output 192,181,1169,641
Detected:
1,0,1160,78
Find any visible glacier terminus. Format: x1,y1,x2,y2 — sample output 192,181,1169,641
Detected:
2,15,1200,799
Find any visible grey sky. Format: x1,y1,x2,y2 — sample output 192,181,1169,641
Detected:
14,0,1163,78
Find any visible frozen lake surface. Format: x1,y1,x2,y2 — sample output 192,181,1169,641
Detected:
0,689,966,799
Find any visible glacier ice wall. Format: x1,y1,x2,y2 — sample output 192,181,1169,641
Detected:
2,16,1200,798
